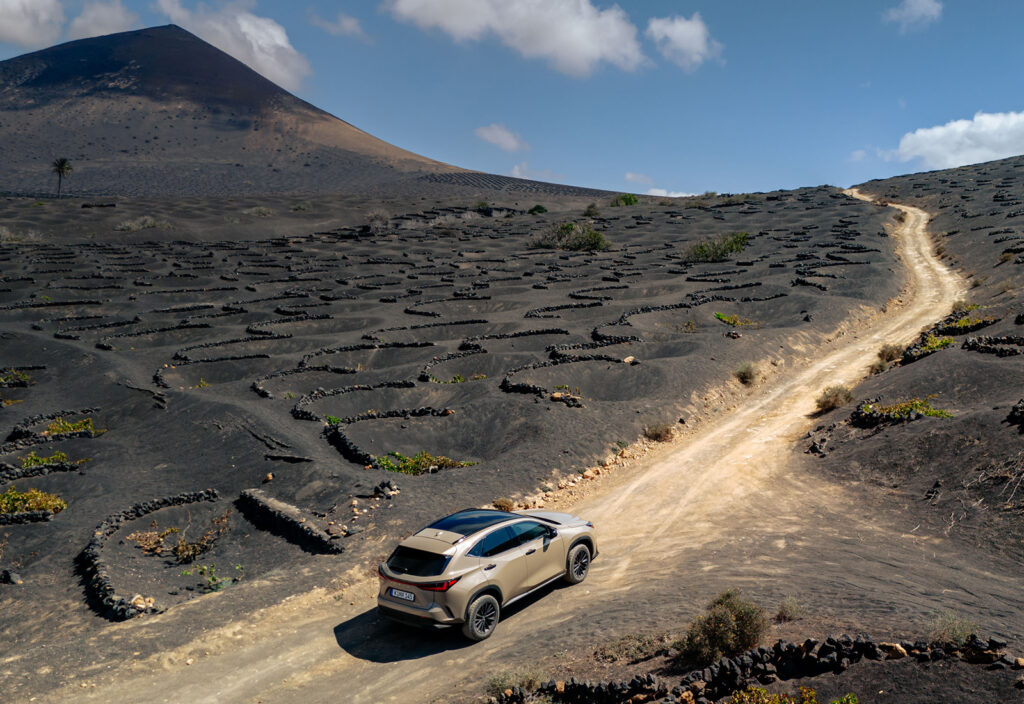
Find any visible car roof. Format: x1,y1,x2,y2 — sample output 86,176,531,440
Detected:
424,509,517,537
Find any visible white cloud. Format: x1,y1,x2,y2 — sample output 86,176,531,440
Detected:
647,187,695,198
892,110,1024,169
883,0,942,33
155,0,311,91
386,0,646,78
475,123,529,152
849,149,867,162
625,172,652,185
510,161,563,182
645,13,722,72
310,10,371,42
67,0,139,41
0,0,65,48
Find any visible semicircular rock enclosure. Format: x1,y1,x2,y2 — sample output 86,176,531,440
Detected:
0,190,900,633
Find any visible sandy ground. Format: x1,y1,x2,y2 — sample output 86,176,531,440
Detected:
32,196,1023,703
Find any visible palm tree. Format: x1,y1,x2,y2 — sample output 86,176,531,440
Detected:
52,158,72,198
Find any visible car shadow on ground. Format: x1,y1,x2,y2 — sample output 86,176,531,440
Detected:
334,580,570,663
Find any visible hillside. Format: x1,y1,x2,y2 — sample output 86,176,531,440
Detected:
0,25,458,196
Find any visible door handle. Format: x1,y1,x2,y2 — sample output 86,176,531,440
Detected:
525,548,536,555
484,564,496,570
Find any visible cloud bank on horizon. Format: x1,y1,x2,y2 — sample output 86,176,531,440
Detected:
894,111,1024,170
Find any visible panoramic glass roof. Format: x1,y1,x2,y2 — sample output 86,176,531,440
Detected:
425,509,515,536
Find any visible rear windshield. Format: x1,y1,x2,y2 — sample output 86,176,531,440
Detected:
387,546,451,577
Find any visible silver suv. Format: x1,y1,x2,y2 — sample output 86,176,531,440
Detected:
377,508,597,640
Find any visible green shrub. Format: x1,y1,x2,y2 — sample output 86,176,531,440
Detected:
928,610,978,646
861,396,953,419
921,335,954,352
529,222,611,252
46,417,102,435
19,450,68,468
684,232,749,263
815,385,853,413
325,415,342,425
677,589,769,667
735,363,757,385
643,423,675,442
0,369,31,385
290,201,310,212
0,486,67,515
610,193,639,207
528,204,547,214
376,451,476,475
583,202,601,217
950,300,979,314
714,312,757,327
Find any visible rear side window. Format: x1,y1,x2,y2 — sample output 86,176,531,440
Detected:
469,526,518,557
387,546,451,576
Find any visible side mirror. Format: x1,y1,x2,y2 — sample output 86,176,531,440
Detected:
545,527,558,539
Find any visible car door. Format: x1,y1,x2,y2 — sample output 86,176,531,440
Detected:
514,521,564,588
469,525,529,601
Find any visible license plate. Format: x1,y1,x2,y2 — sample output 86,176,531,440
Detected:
390,587,415,602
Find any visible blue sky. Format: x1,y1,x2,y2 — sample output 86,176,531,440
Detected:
2,1,1024,195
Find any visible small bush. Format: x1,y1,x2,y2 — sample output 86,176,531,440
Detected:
643,423,674,442
126,522,180,555
868,359,888,375
774,595,805,623
0,369,31,385
684,232,749,263
675,319,699,333
815,385,853,413
921,335,955,352
173,510,232,564
928,610,978,646
114,216,171,232
242,206,274,217
861,396,953,419
0,486,67,515
728,687,857,704
610,193,639,207
492,497,515,512
290,201,310,212
678,590,769,667
366,209,390,235
877,343,903,362
376,451,476,475
714,312,757,327
529,222,611,252
528,204,547,214
735,363,757,385
486,666,544,696
583,202,601,217
46,417,100,435
19,450,68,468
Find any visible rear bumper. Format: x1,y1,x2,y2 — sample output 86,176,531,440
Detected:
377,603,457,628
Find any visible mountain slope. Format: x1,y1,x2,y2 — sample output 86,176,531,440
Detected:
0,25,457,196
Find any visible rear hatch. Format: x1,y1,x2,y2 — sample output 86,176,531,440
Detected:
379,543,456,608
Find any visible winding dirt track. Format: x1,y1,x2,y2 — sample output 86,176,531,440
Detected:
56,193,1024,704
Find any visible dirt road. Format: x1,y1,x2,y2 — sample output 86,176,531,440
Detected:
48,194,1024,704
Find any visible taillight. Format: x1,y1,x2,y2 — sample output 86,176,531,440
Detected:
420,577,460,592
378,565,461,592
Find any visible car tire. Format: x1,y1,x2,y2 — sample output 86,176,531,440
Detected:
462,593,500,641
564,543,591,584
